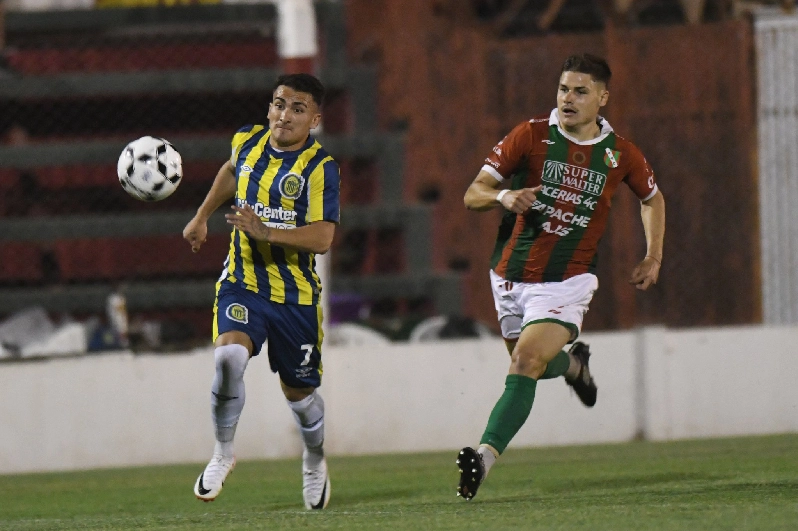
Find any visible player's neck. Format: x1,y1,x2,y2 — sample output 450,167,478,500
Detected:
269,135,308,152
560,120,601,142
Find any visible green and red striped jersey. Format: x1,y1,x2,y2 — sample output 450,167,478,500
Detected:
484,109,657,283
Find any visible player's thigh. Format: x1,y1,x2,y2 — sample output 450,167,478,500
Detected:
265,302,324,389
213,281,267,355
489,269,524,341
280,380,315,402
216,330,254,354
513,321,572,366
518,273,598,342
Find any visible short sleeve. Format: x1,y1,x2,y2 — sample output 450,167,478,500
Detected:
230,125,257,166
624,144,658,202
481,122,535,182
306,158,340,223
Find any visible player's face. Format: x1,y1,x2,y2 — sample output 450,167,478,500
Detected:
557,71,609,133
267,86,321,150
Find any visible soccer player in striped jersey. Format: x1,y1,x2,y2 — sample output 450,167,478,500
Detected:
183,73,339,509
456,54,665,500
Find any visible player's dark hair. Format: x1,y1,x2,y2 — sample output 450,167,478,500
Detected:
561,54,612,86
272,73,326,107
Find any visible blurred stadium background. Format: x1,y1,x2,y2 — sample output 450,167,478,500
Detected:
0,0,795,355
4,5,798,526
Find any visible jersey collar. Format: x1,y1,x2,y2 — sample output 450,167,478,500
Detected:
265,132,315,157
549,108,613,145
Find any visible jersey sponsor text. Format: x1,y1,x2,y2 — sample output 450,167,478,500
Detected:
542,161,607,196
236,198,298,223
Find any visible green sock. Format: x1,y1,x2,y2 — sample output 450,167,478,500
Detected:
538,349,570,380
479,374,537,455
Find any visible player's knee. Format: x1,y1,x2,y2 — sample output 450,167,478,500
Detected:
214,343,249,381
282,381,316,402
287,389,324,423
510,348,548,378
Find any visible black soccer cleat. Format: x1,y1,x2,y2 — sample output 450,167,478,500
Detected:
456,447,485,501
565,341,598,407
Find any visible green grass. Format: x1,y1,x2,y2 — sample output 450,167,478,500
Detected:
2,434,797,530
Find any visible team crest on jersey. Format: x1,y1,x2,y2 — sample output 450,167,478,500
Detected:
226,303,249,324
572,151,587,165
603,149,621,168
279,172,305,200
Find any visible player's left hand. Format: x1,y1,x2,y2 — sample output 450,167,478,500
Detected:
226,203,271,241
629,256,661,291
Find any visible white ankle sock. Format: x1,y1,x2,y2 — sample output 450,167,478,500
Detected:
478,445,498,476
565,352,581,380
214,439,235,458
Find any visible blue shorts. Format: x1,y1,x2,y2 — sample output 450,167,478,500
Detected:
213,280,323,388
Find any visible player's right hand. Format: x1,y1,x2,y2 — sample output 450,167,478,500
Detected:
183,217,208,253
500,185,542,213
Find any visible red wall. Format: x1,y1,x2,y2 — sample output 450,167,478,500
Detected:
347,1,759,330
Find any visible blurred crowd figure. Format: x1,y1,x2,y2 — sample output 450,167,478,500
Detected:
462,0,797,30
1,124,41,218
0,1,9,77
1,123,29,145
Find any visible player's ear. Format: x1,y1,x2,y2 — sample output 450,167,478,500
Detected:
310,112,322,129
599,89,609,107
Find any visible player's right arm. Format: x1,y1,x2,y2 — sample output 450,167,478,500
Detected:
464,170,541,213
465,121,542,213
183,160,236,253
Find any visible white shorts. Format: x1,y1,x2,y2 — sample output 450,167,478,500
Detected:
489,269,598,342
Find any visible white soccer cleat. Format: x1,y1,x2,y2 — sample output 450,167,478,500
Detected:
194,454,235,502
302,452,331,510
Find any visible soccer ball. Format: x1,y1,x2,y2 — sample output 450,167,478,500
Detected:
117,136,183,201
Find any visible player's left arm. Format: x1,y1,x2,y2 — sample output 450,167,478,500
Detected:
629,189,665,291
624,145,665,291
225,206,335,254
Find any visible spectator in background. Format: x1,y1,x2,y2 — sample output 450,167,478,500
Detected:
1,123,30,146
1,124,40,217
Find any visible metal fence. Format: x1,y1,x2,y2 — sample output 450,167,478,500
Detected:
0,2,468,359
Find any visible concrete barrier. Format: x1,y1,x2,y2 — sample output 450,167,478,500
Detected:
1,325,796,474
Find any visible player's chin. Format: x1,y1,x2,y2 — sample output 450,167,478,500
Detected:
559,111,578,122
272,129,294,141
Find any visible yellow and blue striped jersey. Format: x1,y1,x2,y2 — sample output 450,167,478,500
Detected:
221,125,340,305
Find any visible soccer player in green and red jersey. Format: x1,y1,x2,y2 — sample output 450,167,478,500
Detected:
457,54,665,500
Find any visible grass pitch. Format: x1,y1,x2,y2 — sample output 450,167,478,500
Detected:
2,434,797,530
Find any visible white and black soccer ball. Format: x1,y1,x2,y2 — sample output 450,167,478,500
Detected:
117,136,183,201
